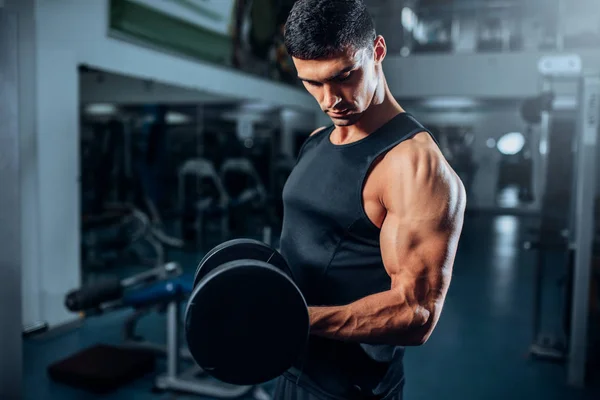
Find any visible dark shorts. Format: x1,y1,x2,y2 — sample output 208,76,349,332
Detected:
272,376,404,400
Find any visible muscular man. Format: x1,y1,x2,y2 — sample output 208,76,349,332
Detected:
275,1,466,399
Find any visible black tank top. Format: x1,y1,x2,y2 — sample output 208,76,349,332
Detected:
279,112,436,400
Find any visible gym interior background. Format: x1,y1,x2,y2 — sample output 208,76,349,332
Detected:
2,0,600,398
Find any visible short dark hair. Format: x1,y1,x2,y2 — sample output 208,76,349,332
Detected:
284,0,376,60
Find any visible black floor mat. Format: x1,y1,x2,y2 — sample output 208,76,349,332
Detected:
47,344,156,394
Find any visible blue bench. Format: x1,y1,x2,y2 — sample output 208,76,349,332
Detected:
122,274,194,308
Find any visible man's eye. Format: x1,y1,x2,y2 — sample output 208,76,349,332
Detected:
337,72,352,82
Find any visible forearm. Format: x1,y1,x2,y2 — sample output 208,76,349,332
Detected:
308,289,432,346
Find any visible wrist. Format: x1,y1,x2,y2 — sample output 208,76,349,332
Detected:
307,306,317,330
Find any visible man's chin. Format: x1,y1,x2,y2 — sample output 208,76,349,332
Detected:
330,114,360,126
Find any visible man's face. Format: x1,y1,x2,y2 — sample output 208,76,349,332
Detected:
292,45,381,126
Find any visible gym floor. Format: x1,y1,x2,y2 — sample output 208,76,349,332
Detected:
23,214,600,400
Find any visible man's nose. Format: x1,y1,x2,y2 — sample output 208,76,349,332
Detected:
322,85,342,110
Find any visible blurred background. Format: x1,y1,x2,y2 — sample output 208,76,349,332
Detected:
1,0,600,398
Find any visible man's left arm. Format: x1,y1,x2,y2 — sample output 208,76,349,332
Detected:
308,145,467,346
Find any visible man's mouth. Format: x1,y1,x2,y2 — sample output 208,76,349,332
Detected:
329,109,351,117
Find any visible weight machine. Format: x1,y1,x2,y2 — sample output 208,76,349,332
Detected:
525,54,600,387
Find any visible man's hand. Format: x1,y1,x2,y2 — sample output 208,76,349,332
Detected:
308,133,466,346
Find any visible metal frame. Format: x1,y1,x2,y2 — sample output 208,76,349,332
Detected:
535,55,600,387
535,79,552,211
527,60,574,364
0,8,23,399
568,72,600,387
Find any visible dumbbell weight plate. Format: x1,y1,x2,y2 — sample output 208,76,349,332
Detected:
185,259,309,386
193,238,292,289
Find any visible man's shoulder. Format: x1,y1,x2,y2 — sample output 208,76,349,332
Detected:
380,132,465,216
384,131,442,173
310,126,328,137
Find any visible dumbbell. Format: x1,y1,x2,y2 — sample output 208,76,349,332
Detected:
184,239,309,386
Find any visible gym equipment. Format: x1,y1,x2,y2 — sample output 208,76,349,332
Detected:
185,238,309,386
434,125,477,197
80,110,184,276
520,92,555,125
178,158,230,246
66,262,182,313
64,262,270,399
495,128,535,205
22,321,49,338
81,205,147,269
80,119,127,214
220,158,269,238
81,201,181,272
142,196,185,249
489,92,555,210
522,54,600,387
220,158,267,206
565,67,599,387
191,237,292,288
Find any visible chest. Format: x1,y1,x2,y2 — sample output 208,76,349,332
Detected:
284,146,387,231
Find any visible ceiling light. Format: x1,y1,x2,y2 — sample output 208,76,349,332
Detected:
497,132,525,155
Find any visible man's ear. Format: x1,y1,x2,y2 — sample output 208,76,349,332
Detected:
373,35,387,64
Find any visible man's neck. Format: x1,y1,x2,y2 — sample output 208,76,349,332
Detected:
333,84,404,143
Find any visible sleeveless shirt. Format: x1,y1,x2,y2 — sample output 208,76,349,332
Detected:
279,112,436,399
